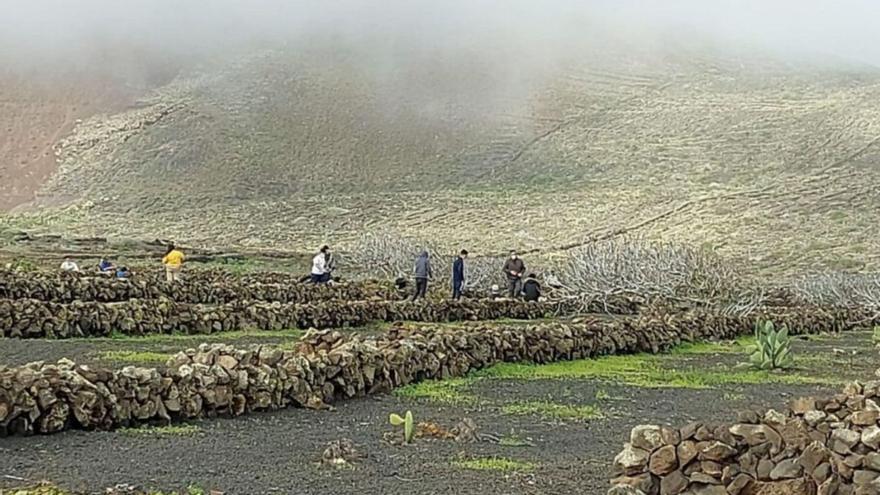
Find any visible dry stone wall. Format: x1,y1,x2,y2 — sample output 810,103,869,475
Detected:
0,298,559,338
0,306,867,436
609,374,880,494
0,270,398,304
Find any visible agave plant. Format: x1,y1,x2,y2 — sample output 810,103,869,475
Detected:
747,320,794,370
389,410,415,444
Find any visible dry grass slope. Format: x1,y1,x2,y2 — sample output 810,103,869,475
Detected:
5,47,880,275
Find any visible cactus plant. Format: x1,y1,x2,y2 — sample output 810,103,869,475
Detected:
389,410,415,443
746,320,793,370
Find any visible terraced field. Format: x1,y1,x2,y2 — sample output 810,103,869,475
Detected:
3,47,879,276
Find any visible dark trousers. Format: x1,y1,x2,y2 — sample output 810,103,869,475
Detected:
507,278,522,298
413,278,428,300
452,280,463,300
310,273,330,283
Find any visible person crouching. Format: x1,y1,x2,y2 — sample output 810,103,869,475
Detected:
311,245,332,283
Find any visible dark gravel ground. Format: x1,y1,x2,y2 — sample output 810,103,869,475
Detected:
0,332,874,494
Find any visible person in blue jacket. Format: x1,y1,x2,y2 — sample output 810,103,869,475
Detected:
452,249,468,300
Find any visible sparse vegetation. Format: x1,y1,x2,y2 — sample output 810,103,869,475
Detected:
389,411,415,444
722,392,746,401
502,401,603,421
119,424,201,437
499,433,534,447
476,352,835,388
745,321,794,370
453,457,536,472
99,350,174,364
394,378,475,404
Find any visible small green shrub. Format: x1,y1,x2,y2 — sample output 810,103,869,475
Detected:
389,410,414,443
746,321,793,370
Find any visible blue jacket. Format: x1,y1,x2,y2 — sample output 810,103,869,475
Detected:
452,256,465,283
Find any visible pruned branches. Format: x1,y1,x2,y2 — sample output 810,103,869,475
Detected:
343,230,506,291
553,237,754,314
791,273,880,309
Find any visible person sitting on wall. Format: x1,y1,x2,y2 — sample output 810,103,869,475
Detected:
522,274,541,302
489,284,502,300
60,257,80,273
98,257,115,275
115,266,132,279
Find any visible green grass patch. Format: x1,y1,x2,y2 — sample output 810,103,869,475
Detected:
475,352,838,389
499,434,533,447
595,389,611,401
119,424,201,437
502,400,603,420
453,456,536,472
394,378,475,404
99,350,173,364
669,336,754,355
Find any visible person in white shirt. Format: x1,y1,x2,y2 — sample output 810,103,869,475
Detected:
310,245,331,283
60,257,80,272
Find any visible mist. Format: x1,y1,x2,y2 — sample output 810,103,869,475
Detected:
2,0,879,83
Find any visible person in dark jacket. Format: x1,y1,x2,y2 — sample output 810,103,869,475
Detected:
501,251,526,298
522,274,541,302
412,250,432,301
452,249,468,300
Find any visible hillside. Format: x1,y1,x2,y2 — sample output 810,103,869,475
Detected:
4,43,880,275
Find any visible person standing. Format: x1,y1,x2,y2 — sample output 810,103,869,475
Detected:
162,244,185,283
311,245,331,283
452,249,468,300
502,250,526,298
412,250,432,301
60,257,80,272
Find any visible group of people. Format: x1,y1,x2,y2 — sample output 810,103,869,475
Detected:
57,244,185,283
410,249,542,302
307,244,541,302
59,256,132,279
55,240,539,301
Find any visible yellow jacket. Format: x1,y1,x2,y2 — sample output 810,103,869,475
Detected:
163,249,185,267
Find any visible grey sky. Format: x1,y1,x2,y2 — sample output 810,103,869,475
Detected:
1,0,878,71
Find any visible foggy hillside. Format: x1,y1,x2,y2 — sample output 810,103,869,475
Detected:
3,0,880,274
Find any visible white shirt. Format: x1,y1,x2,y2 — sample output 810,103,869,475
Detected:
311,253,326,275
60,260,80,272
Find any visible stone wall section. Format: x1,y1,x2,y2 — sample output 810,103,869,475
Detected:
0,298,559,338
1,306,866,436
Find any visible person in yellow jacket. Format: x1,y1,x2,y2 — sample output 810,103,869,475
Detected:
162,244,185,282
